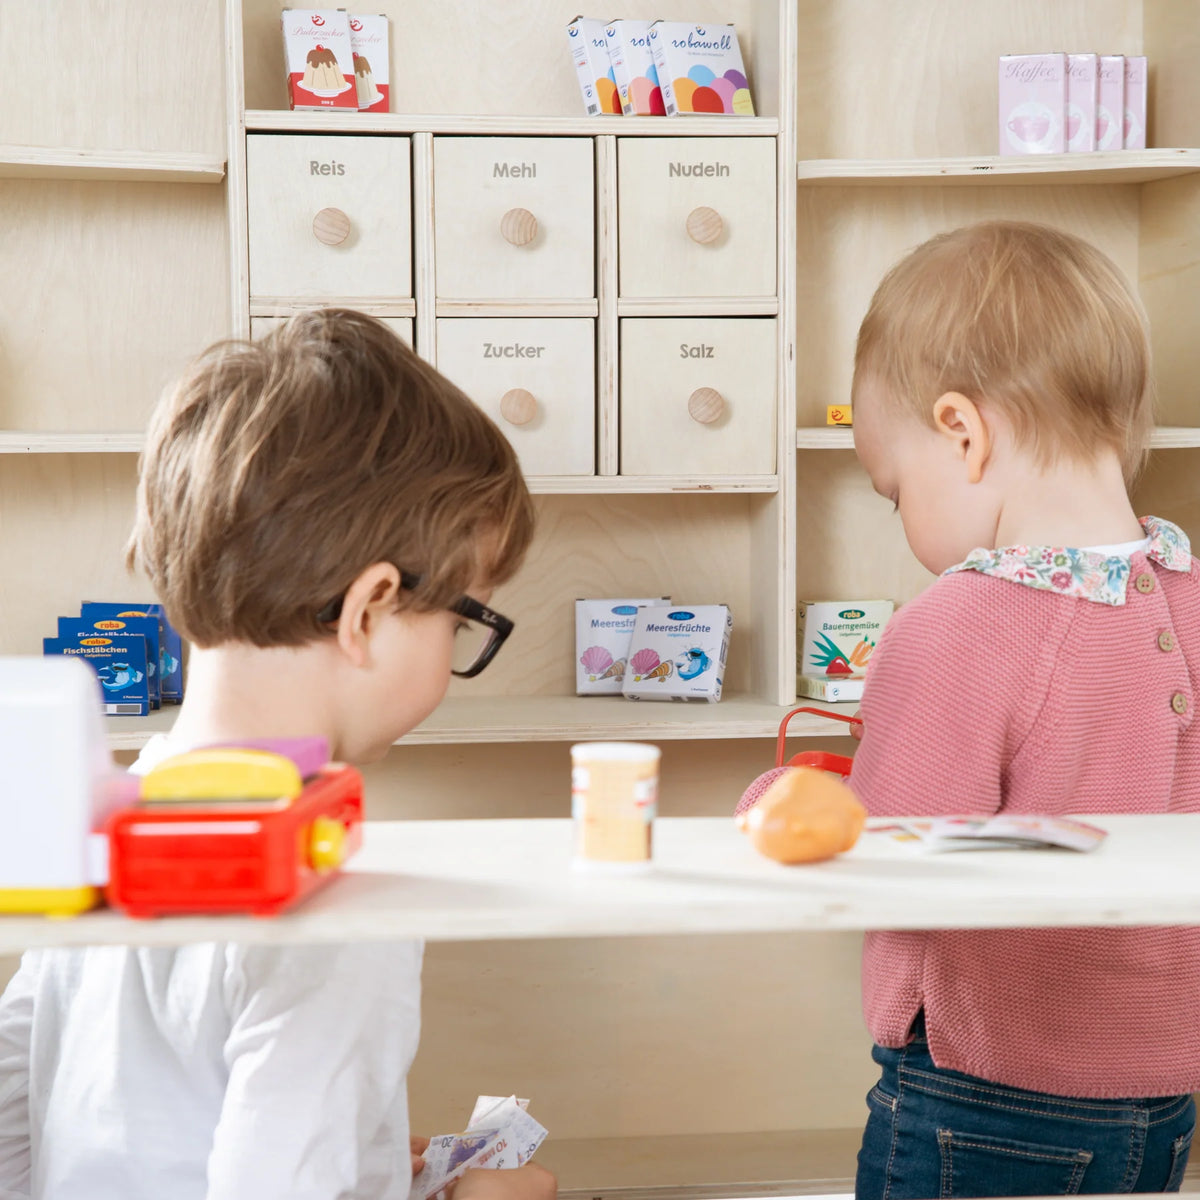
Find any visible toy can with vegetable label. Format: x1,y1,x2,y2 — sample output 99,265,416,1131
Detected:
571,742,660,872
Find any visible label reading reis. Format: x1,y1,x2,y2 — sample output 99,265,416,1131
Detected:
310,160,346,175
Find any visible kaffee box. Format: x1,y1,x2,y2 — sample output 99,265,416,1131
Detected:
348,13,389,113
282,8,356,110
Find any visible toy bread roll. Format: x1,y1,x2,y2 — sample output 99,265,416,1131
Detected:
738,767,866,864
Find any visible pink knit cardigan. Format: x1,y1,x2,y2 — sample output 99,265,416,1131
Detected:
848,530,1200,1098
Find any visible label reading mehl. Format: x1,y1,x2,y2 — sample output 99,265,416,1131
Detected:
494,162,537,178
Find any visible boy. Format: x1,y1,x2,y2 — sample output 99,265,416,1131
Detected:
0,311,553,1200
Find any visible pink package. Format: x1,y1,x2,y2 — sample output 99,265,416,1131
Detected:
1124,55,1147,149
1067,54,1098,152
998,54,1067,155
281,8,356,111
1097,55,1125,151
348,14,389,113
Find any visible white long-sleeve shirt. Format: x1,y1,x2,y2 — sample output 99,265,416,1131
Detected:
0,738,424,1199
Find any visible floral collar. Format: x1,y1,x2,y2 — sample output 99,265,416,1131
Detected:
944,516,1192,606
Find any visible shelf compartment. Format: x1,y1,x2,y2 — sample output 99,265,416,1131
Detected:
245,111,780,138
2,813,1197,952
797,148,1200,187
107,694,850,752
0,145,225,184
796,427,1200,451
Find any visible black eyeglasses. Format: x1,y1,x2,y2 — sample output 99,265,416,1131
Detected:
316,570,514,678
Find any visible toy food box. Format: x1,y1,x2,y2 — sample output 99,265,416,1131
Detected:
82,602,183,703
998,53,1067,155
1097,55,1125,151
566,16,622,115
1123,55,1147,149
281,8,356,111
576,598,670,695
648,22,754,115
57,615,162,709
348,13,389,112
623,604,731,702
1067,53,1098,152
43,635,151,716
604,20,665,115
797,600,893,697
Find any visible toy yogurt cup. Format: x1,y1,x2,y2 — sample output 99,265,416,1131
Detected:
570,742,660,871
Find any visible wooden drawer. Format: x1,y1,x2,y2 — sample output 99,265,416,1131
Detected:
246,134,411,299
620,318,776,476
436,318,594,476
250,316,412,345
617,138,776,298
433,137,594,300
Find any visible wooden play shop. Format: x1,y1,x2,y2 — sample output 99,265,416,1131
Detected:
1,0,1198,1194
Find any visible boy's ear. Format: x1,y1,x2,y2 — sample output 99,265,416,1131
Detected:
335,562,402,668
932,391,992,484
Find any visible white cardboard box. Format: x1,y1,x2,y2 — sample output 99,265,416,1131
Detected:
623,605,731,703
797,600,893,682
575,598,669,695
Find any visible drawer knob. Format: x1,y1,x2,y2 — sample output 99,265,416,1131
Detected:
312,207,352,246
686,206,724,245
688,387,726,425
500,208,538,247
500,387,538,426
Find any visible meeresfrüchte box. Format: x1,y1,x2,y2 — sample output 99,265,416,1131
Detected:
622,605,731,703
576,598,670,695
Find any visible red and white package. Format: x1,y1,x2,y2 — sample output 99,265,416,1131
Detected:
348,14,390,113
281,8,356,111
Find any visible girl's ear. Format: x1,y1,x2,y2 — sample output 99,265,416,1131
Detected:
334,562,401,668
932,391,992,484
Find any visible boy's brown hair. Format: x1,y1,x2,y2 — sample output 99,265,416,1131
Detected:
853,220,1153,478
130,309,534,647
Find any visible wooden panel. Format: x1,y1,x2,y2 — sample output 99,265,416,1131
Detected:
794,0,1142,159
0,180,229,431
795,183,1141,426
621,319,777,476
436,318,595,476
1132,449,1200,543
433,138,594,301
246,134,412,298
796,451,933,608
0,0,225,156
241,0,776,119
617,138,776,298
0,457,148,655
446,494,759,699
1143,0,1200,148
1139,174,1200,426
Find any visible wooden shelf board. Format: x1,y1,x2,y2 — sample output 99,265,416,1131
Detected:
797,426,1200,451
107,694,844,752
0,432,145,454
3,813,1199,951
796,148,1200,187
617,297,780,317
246,111,779,137
250,297,416,318
526,475,779,494
435,299,599,318
0,145,224,183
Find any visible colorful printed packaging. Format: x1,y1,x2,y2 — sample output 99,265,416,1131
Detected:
1066,54,1098,152
1097,55,1125,150
81,603,184,704
59,616,161,709
604,20,665,116
648,22,754,116
566,16,621,116
348,13,389,113
281,8,356,111
998,53,1067,155
1124,55,1147,149
576,598,669,695
43,637,150,716
623,604,731,703
796,674,864,704
797,600,893,684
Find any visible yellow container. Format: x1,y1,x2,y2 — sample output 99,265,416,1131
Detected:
570,742,661,871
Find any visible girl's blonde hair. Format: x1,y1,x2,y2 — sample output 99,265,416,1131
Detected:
129,309,534,647
853,220,1153,480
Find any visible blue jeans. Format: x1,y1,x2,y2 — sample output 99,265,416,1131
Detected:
857,1016,1196,1198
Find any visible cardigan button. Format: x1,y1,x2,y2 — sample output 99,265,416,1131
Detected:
1172,692,1189,716
1159,630,1176,653
1135,572,1156,594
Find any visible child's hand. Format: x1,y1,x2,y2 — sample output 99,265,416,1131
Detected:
448,1163,557,1200
851,714,863,740
411,1135,430,1176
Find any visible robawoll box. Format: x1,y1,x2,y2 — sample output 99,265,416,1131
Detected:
622,604,731,703
648,22,754,116
281,8,356,111
566,16,621,115
604,20,665,116
576,598,669,695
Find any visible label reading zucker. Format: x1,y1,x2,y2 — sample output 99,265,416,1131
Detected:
484,343,545,358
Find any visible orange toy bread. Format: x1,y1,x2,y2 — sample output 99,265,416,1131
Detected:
737,766,866,864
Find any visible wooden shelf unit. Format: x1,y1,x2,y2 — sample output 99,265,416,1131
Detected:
0,145,225,184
